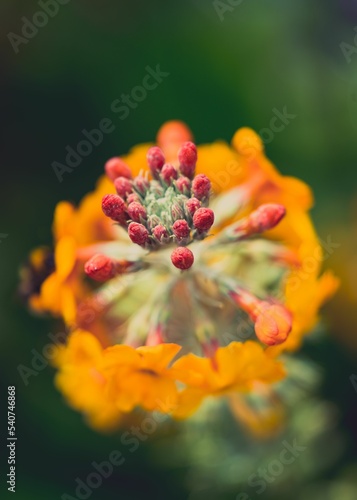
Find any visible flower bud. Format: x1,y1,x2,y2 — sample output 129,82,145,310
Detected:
161,163,178,184
84,254,116,282
171,247,194,270
176,176,191,194
186,197,201,216
147,146,165,177
128,222,150,246
147,215,162,231
104,157,132,180
193,207,215,232
133,175,150,195
254,303,292,346
178,142,197,178
152,224,169,243
127,192,140,204
192,174,211,200
246,204,286,234
101,194,127,223
172,219,190,242
127,202,147,222
171,201,186,221
114,176,132,198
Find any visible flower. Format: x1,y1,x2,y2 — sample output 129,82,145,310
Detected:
171,341,285,419
54,329,183,427
102,342,181,413
22,176,118,327
53,329,123,431
22,120,338,429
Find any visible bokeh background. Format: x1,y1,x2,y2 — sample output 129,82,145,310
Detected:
1,0,357,499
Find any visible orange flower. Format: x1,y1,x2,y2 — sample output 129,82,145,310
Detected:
102,343,181,413
53,329,123,431
27,176,118,325
22,120,339,430
171,341,285,418
196,126,339,354
29,236,80,324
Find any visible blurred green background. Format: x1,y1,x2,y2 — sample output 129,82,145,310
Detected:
1,0,357,499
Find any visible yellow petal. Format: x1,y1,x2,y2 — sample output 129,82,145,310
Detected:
136,343,182,372
55,236,77,280
53,201,75,241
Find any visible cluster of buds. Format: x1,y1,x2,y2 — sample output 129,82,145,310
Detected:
100,142,215,270
82,126,294,348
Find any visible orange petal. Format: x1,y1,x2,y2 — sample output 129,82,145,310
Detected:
55,236,77,280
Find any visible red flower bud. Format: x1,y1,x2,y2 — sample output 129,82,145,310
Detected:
128,222,150,246
152,224,170,243
161,163,178,184
192,174,211,200
104,157,132,181
176,176,191,194
246,204,286,234
186,197,201,216
101,194,127,223
178,141,197,179
254,303,292,346
193,207,215,232
171,247,194,270
114,176,132,198
171,202,186,221
84,254,116,282
127,202,147,222
172,219,190,241
147,146,165,177
127,192,140,204
133,175,150,195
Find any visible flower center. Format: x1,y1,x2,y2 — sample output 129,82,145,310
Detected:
101,141,215,270
83,140,293,352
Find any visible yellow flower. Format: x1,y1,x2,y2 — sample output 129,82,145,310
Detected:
22,120,339,430
102,343,181,413
53,175,115,246
55,329,182,419
27,176,117,325
267,210,340,356
29,236,80,324
53,329,123,431
196,126,339,354
171,341,285,418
